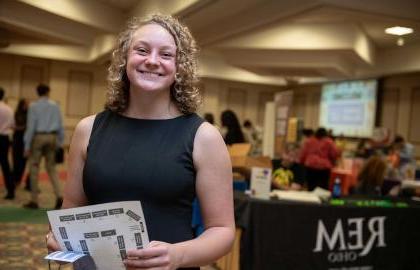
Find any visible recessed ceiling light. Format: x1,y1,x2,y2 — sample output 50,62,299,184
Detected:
385,26,413,36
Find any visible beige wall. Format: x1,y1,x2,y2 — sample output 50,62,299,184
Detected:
1,53,418,158
199,78,281,127
0,54,282,146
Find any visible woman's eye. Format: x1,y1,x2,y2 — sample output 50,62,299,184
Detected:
161,52,173,59
136,48,147,55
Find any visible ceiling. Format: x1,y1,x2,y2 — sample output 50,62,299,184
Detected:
1,0,420,85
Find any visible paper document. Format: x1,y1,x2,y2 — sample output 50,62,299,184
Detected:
46,201,149,270
45,251,87,263
271,190,322,203
250,167,272,199
401,180,420,189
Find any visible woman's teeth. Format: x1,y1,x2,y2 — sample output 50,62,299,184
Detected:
140,71,161,77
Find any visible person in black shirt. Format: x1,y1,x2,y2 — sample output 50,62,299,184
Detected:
46,14,234,270
12,98,29,186
221,109,245,145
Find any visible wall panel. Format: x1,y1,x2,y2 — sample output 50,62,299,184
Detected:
409,87,420,143
66,70,92,117
291,93,306,119
20,65,43,100
227,88,247,121
379,87,399,132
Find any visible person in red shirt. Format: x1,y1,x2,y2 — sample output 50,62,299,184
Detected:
300,127,339,190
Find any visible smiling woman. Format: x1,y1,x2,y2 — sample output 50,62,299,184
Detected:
107,15,201,115
46,14,235,270
125,23,177,95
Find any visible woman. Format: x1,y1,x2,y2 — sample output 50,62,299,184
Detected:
220,110,245,145
300,127,338,190
12,98,28,186
353,156,387,195
47,14,235,269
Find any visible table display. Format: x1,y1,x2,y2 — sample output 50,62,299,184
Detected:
233,192,420,270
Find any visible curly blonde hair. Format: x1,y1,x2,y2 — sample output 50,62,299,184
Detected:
106,14,201,114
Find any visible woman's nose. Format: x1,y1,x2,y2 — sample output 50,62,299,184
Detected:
145,52,159,66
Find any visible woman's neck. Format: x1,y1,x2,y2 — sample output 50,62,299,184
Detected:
124,88,182,119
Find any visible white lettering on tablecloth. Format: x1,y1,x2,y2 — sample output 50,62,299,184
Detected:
313,216,386,259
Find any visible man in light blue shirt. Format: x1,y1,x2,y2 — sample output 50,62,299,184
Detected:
23,84,64,209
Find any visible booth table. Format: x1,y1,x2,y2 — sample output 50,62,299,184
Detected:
217,191,420,270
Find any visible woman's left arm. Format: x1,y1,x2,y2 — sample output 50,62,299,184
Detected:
124,122,235,270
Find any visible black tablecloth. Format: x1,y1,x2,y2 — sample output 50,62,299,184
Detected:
234,192,420,270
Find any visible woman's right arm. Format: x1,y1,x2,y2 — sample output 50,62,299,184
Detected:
63,115,95,208
47,115,95,252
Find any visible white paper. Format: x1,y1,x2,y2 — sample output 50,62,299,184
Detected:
45,251,86,263
47,201,149,270
271,190,322,204
250,167,272,199
401,180,420,189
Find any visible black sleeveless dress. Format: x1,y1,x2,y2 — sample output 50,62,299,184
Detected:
83,110,203,270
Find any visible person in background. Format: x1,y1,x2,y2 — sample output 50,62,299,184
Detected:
392,135,416,180
203,112,215,125
12,98,29,187
393,135,415,168
243,119,261,155
300,127,339,190
23,84,64,209
327,128,335,140
204,112,222,133
46,14,234,269
300,128,314,146
0,87,15,199
221,109,245,145
274,142,304,190
355,138,373,159
352,155,387,196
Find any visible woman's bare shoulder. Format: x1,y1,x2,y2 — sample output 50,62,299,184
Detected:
75,115,96,134
195,121,223,144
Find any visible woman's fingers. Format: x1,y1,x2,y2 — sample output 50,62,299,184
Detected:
127,243,167,259
124,241,177,269
124,255,170,268
46,232,61,253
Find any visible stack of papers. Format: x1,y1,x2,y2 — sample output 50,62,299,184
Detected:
271,190,322,203
401,180,420,189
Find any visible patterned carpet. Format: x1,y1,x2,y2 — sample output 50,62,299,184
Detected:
0,223,72,270
0,173,72,270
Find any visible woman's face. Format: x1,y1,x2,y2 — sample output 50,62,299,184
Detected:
126,23,177,93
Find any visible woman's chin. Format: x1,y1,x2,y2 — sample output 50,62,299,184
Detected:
133,83,170,93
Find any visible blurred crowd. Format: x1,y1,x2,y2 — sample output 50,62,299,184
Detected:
203,108,418,198
0,85,63,209
276,127,417,197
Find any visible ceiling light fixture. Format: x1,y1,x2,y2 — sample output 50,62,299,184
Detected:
385,26,413,46
385,26,413,36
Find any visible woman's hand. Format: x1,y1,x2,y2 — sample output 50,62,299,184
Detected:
124,241,183,270
46,231,61,253
46,231,70,266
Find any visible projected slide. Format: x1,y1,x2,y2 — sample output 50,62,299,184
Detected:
319,80,377,138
